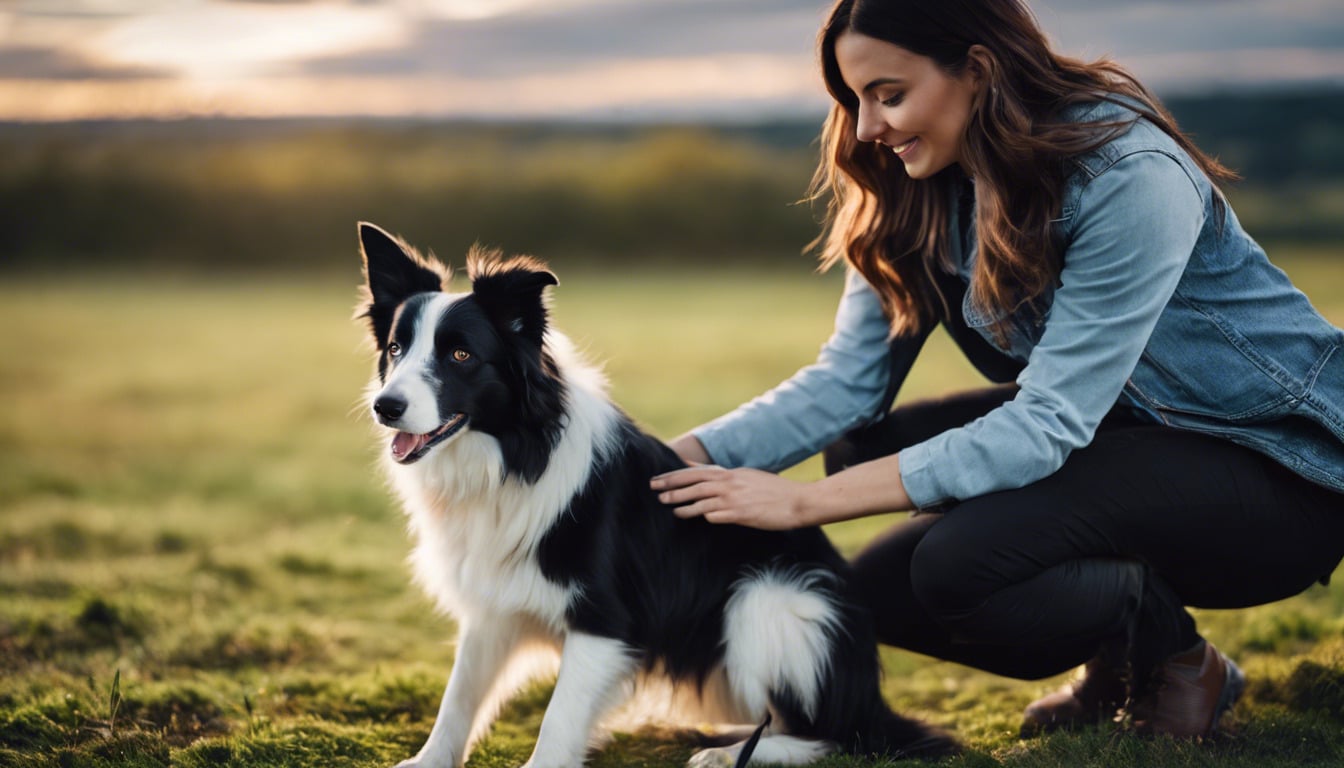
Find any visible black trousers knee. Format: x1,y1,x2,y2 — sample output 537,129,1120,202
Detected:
831,386,1344,680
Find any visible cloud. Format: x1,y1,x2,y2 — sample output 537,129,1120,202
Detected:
80,1,410,80
0,45,172,81
0,52,822,121
1018,1,1344,91
285,0,823,79
1123,47,1344,90
1,0,1343,119
1035,0,1344,57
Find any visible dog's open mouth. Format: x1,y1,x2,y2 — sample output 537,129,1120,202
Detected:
390,413,468,464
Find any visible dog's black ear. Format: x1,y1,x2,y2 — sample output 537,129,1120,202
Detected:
356,222,444,347
467,250,558,346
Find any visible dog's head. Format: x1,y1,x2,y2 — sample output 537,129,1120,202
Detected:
356,222,565,481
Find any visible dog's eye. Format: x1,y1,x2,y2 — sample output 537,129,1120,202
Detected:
451,349,471,362
388,342,402,357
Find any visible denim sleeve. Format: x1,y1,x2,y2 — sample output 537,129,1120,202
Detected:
693,268,919,472
899,151,1205,508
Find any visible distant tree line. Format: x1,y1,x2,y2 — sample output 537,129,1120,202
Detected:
1,87,1340,272
1167,89,1344,185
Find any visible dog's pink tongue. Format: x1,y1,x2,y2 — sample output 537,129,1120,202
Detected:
391,432,424,461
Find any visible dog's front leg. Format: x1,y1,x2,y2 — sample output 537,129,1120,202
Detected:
521,632,636,768
396,618,527,768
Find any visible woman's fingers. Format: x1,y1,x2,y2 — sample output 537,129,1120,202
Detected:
673,499,741,525
651,467,737,519
651,467,727,507
671,498,714,518
651,465,726,489
650,466,808,530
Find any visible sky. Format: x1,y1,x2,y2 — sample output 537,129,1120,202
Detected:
3,0,1343,121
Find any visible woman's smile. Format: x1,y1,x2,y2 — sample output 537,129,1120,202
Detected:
835,31,981,179
888,136,919,157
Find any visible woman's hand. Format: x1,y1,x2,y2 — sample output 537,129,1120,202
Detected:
652,452,915,530
650,466,813,531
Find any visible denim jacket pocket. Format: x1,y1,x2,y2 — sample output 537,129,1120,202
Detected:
1124,295,1305,423
961,285,1053,360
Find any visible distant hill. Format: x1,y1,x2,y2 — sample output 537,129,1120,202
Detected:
1163,88,1344,184
3,85,1337,182
704,85,1344,185
1,86,1340,269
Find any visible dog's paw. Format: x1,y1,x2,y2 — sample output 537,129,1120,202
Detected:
687,747,738,768
392,758,450,768
391,745,463,768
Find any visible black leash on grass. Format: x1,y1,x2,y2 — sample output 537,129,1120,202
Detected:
732,711,772,768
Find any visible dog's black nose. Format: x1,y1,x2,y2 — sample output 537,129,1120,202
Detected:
373,395,407,421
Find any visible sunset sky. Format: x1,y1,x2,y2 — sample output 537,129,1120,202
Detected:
4,0,1343,121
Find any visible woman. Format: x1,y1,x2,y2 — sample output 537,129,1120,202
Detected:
651,0,1344,740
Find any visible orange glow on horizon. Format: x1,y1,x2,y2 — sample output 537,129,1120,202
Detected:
6,54,827,122
82,3,408,81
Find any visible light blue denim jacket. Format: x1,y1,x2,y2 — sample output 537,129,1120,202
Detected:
694,100,1344,508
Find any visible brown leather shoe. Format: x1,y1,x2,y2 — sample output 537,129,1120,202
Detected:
1021,652,1127,736
1127,639,1245,738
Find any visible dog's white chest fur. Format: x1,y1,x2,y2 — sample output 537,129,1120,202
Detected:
407,491,572,628
386,364,617,630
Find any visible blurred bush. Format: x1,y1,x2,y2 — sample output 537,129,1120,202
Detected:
2,87,1341,273
0,121,822,272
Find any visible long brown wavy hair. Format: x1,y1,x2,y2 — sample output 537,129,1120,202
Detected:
811,0,1238,339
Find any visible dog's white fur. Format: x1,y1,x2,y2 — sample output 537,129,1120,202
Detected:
723,569,845,723
356,225,954,766
379,294,461,437
381,327,624,768
374,306,844,767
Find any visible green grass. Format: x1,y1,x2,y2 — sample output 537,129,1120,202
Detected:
3,248,1343,767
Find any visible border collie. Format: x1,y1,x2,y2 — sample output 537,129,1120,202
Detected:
355,222,956,768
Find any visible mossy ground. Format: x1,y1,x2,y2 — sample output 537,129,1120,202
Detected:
3,254,1342,767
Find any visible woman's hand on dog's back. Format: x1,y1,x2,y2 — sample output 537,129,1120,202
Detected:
651,465,813,530
655,432,918,530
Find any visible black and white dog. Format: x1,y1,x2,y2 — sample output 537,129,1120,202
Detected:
356,222,955,768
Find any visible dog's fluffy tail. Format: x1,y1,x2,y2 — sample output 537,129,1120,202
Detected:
858,707,960,761
803,592,961,761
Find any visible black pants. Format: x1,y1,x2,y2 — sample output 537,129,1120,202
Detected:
829,385,1344,681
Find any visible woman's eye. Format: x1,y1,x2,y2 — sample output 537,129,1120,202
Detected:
388,342,402,357
880,93,904,107
452,349,472,362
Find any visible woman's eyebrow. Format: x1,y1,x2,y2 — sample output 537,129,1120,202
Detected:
863,77,906,93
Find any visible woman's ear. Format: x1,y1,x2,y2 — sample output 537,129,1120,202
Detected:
964,44,995,93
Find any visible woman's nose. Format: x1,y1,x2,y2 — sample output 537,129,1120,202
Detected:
855,101,884,144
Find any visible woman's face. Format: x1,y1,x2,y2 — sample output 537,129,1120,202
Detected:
834,31,981,179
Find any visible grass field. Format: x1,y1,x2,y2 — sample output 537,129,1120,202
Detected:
3,248,1344,767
